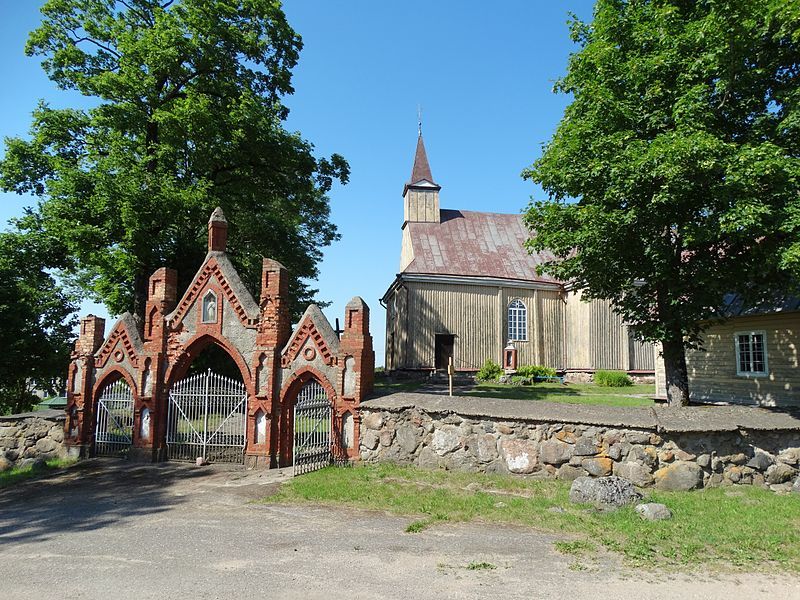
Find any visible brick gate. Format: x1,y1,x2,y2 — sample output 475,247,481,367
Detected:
64,208,374,468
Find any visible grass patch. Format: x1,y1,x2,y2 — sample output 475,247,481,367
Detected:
466,382,655,407
0,458,77,488
268,463,800,572
554,540,596,556
371,379,424,397
465,561,496,571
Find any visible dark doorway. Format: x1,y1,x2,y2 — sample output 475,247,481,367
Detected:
434,334,455,370
186,343,242,380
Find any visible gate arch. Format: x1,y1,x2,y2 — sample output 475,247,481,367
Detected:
94,372,136,457
282,375,334,475
166,338,250,464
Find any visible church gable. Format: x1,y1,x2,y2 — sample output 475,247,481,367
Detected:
95,313,143,369
166,254,260,330
281,305,340,368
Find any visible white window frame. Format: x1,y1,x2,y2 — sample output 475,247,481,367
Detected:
734,330,768,377
507,299,528,342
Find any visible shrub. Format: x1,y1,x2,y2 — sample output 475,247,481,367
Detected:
476,359,503,382
594,370,633,387
516,364,557,379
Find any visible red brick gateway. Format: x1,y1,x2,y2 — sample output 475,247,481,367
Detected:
64,208,374,470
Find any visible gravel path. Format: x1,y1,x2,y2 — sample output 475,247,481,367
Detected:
0,460,798,600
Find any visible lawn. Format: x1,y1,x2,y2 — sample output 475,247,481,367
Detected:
0,458,77,488
465,382,656,407
268,463,800,572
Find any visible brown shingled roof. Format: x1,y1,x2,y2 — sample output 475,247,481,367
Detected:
402,209,562,284
409,135,437,186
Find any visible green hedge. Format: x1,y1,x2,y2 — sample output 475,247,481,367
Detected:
476,360,504,382
516,364,557,379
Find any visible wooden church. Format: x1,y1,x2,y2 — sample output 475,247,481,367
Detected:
381,134,655,378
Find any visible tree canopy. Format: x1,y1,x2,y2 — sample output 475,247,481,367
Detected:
1,0,349,323
0,230,76,414
523,0,800,405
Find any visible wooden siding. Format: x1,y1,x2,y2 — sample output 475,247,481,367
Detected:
685,313,799,407
565,290,655,372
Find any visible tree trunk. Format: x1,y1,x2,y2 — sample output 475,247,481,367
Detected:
132,271,149,333
661,337,690,407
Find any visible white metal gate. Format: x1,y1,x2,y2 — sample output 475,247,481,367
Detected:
293,380,332,476
95,379,134,457
167,369,248,463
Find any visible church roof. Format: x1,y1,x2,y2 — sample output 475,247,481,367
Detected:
402,209,562,284
403,135,439,195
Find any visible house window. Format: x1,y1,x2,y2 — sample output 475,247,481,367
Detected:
735,331,768,376
507,299,528,341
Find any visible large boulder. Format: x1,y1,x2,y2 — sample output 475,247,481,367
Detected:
582,457,613,477
431,427,461,455
569,476,643,509
766,463,797,485
654,461,703,491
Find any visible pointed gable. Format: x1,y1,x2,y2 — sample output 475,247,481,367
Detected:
95,313,144,369
281,304,340,367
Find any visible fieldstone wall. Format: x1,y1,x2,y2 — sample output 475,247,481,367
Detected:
360,394,800,491
0,410,66,471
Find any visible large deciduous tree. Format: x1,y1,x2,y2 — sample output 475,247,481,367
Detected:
1,0,348,323
0,230,77,415
523,0,800,406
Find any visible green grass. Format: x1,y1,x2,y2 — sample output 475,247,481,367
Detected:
0,458,78,488
267,463,800,572
465,382,655,407
371,379,424,397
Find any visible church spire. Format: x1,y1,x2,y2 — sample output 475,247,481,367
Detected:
403,130,441,225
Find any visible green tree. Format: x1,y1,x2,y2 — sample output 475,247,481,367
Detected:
1,0,348,323
0,230,77,415
523,0,800,406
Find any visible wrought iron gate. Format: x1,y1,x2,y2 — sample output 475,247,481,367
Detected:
167,369,248,463
293,380,332,476
95,379,134,457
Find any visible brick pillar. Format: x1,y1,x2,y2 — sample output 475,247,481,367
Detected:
135,267,177,462
249,258,290,469
208,207,228,252
65,315,106,458
336,297,375,460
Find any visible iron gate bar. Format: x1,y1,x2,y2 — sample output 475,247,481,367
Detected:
167,369,248,464
95,379,134,457
293,380,332,476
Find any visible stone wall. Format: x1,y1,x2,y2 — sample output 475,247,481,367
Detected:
360,394,800,491
0,410,66,471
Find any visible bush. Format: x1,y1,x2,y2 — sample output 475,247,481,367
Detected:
594,370,633,387
516,364,557,379
476,359,503,382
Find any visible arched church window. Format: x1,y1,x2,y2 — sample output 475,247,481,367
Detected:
507,299,528,341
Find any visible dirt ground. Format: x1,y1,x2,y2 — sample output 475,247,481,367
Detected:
0,460,798,600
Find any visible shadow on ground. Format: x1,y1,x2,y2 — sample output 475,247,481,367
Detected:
0,459,209,546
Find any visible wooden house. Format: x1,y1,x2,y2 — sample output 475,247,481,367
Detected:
655,298,799,406
381,135,655,377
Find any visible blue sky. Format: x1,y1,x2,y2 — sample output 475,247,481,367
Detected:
0,1,594,365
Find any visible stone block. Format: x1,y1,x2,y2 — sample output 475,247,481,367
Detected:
613,461,654,487
627,445,657,467
417,447,443,470
363,412,384,431
777,448,800,466
431,427,461,456
582,457,613,477
555,430,578,444
475,434,499,463
573,436,598,456
747,452,773,471
625,431,651,445
654,461,703,491
696,453,711,468
500,438,538,474
35,438,59,455
766,463,797,485
557,464,586,481
362,430,379,451
539,439,573,466
635,503,672,521
395,426,419,455
569,476,642,509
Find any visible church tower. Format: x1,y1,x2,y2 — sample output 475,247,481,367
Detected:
403,133,440,224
